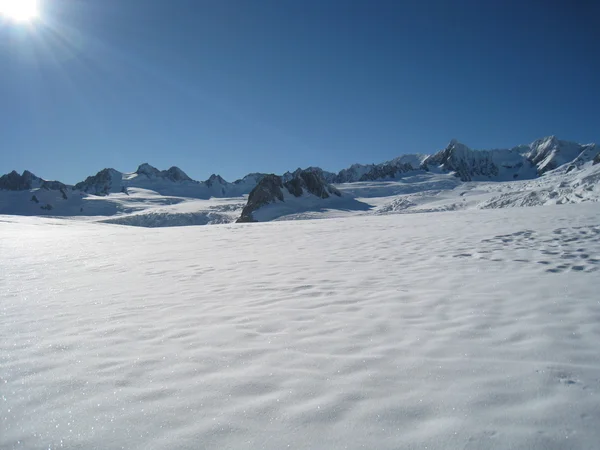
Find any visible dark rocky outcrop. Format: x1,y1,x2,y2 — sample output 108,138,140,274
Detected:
237,170,341,223
237,175,285,223
0,170,31,190
421,140,499,182
358,162,414,181
136,163,193,182
284,169,341,199
41,180,68,190
0,170,67,191
206,174,226,187
283,167,337,184
594,152,600,165
74,168,121,196
164,166,192,182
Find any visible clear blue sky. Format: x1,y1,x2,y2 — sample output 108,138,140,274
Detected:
1,0,598,183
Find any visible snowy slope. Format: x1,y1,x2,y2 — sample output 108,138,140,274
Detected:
2,203,600,449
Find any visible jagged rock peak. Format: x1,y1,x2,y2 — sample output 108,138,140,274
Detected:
74,168,122,196
135,163,193,182
533,135,559,147
165,166,192,182
0,170,67,191
0,170,33,190
136,163,161,177
237,169,341,223
237,174,284,223
285,170,340,199
206,174,226,186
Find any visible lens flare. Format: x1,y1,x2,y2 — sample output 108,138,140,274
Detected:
0,0,39,23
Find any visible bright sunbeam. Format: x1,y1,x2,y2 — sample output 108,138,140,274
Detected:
0,0,39,23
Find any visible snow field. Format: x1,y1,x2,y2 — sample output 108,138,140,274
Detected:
1,203,600,449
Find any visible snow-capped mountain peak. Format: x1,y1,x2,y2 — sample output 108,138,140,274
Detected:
2,135,599,224
206,174,226,187
135,163,161,178
74,168,124,196
164,166,192,182
526,136,596,175
0,170,67,191
132,163,193,182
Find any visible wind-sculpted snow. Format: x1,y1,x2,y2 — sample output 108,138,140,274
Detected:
1,204,600,449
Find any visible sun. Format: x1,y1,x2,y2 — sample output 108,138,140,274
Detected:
0,0,39,22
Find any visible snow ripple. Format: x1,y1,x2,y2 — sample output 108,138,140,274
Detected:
1,205,600,449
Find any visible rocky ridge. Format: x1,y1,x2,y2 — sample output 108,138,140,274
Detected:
237,170,341,223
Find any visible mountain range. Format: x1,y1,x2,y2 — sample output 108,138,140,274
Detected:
1,136,598,226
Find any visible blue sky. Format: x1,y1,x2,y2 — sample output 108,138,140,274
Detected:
1,0,598,183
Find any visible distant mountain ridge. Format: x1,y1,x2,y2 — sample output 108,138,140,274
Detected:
1,135,599,226
71,163,263,199
334,136,598,183
0,170,67,192
2,136,598,194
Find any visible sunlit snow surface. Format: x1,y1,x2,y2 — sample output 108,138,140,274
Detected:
2,204,600,449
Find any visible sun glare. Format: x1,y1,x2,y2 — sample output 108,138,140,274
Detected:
0,0,39,23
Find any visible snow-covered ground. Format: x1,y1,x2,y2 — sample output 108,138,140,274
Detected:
2,203,600,449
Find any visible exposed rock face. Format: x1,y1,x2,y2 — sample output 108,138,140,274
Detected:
41,180,68,191
237,170,341,223
283,167,337,184
526,137,569,175
330,157,425,183
0,170,67,191
594,152,600,166
358,162,414,181
164,166,192,182
135,163,161,178
136,163,193,182
0,170,31,190
74,168,122,196
237,175,285,223
206,174,226,188
296,171,341,198
421,140,501,181
284,169,341,199
335,164,375,183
